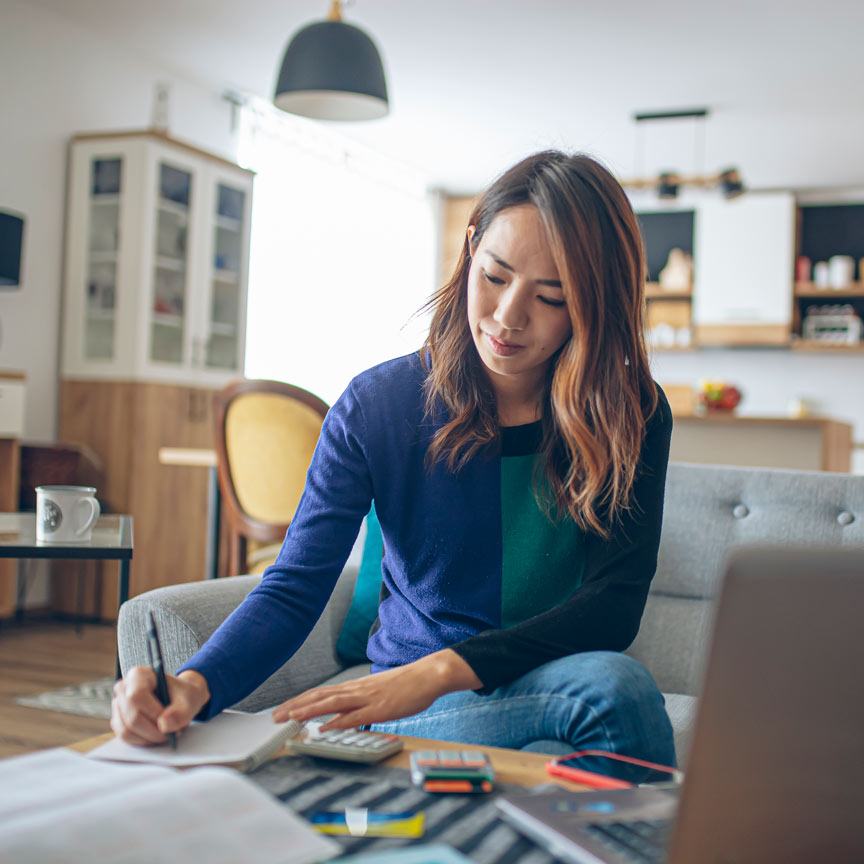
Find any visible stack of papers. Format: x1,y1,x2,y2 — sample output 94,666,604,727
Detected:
0,748,338,863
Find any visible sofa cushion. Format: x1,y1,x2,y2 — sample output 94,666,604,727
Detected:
663,692,698,769
336,504,384,665
628,463,864,698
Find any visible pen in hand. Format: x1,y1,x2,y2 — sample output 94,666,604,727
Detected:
146,611,177,750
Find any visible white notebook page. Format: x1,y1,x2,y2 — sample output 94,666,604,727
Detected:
88,709,301,768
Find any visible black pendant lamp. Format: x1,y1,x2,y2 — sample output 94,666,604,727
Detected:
274,1,389,121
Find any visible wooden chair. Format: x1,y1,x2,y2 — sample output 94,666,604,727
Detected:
213,379,329,578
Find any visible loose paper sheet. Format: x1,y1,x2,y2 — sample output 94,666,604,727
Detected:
0,748,338,864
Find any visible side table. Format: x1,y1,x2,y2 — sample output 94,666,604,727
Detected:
0,513,133,677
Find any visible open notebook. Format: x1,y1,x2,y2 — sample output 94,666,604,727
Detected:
88,709,302,771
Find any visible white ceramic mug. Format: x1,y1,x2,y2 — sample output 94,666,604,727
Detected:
828,255,855,289
36,485,101,543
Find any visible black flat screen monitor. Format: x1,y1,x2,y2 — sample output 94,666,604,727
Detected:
0,211,24,287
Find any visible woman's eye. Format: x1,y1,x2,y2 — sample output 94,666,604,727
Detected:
539,296,566,307
482,269,505,285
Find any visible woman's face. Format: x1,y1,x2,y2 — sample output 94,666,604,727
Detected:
466,205,572,404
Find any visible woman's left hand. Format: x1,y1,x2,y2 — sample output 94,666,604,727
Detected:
271,649,482,730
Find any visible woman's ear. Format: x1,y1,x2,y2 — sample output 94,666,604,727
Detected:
466,225,476,255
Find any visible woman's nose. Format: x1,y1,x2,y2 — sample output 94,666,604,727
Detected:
493,284,529,331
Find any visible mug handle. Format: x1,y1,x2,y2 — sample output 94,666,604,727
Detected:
75,497,101,536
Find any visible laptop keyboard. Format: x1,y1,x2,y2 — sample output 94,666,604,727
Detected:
584,818,672,863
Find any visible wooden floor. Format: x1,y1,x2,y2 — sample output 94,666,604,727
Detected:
0,617,116,758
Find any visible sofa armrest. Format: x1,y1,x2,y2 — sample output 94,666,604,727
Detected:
117,564,359,712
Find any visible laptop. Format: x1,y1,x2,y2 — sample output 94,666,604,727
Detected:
496,546,864,864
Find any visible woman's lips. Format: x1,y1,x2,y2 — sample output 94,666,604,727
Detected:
486,333,524,356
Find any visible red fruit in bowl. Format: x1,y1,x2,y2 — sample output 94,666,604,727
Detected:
718,387,741,410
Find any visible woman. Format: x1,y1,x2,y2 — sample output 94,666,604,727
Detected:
112,151,675,780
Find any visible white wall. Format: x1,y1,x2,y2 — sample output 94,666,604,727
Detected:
0,0,237,439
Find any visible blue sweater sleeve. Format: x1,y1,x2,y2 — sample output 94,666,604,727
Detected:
179,381,373,718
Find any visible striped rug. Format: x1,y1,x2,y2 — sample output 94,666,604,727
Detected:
15,677,114,719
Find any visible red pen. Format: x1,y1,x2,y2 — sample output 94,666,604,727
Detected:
546,750,682,790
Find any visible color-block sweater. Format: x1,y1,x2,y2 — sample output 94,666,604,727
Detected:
183,353,673,718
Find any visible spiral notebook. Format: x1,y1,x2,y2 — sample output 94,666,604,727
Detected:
88,710,302,772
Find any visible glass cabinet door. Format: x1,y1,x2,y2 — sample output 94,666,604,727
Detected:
150,162,192,365
84,157,122,359
205,182,246,370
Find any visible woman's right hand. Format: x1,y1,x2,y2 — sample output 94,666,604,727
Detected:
110,667,211,746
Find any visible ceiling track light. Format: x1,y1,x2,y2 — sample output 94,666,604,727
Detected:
625,107,745,199
274,0,389,122
622,168,746,200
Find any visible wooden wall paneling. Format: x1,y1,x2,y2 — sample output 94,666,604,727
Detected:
54,381,137,618
647,299,692,330
0,438,21,618
58,380,136,510
123,383,214,610
440,196,476,285
822,419,853,473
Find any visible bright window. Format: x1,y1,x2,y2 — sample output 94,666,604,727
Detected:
238,102,437,406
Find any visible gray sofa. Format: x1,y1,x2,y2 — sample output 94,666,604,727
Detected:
118,462,864,766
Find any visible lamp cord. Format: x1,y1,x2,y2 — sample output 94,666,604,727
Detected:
693,115,707,177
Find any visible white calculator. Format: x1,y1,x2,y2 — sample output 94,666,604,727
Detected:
288,727,403,763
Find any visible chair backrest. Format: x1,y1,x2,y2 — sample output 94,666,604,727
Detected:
213,379,329,576
627,462,864,697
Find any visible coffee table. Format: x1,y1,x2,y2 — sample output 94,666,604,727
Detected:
69,731,582,790
67,731,585,861
0,512,133,677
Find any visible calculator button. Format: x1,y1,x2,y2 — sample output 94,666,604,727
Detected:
460,751,487,767
437,751,463,767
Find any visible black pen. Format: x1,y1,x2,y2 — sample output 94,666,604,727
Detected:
146,611,177,750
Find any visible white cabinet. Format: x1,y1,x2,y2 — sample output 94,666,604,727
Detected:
62,132,253,384
692,192,796,345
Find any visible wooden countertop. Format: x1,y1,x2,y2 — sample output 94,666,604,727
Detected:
673,413,850,429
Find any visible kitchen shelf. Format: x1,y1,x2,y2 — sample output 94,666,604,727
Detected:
645,283,693,299
794,282,864,298
790,339,864,353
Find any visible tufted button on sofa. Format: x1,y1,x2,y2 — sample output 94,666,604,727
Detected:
118,462,864,767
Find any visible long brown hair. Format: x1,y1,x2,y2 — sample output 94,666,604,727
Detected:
421,150,657,537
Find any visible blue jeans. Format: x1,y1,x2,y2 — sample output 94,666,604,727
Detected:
370,652,676,783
